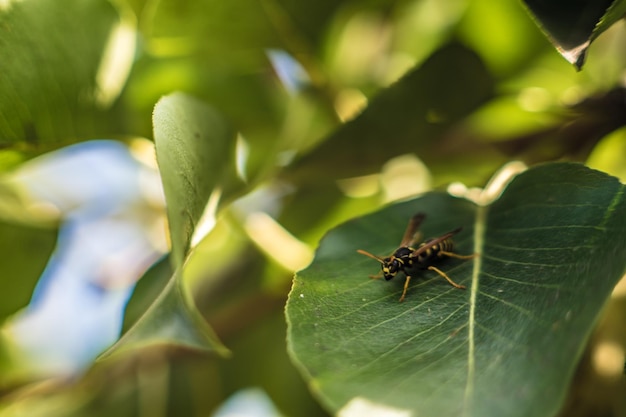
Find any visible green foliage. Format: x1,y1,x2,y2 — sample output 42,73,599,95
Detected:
103,93,238,360
0,222,56,322
0,0,125,145
1,0,626,416
287,163,626,416
289,43,494,181
153,92,240,267
102,271,229,359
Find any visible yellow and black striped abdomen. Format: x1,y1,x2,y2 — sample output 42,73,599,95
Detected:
414,237,454,266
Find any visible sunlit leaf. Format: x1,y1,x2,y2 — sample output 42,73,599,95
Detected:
141,0,284,142
288,43,493,182
153,92,239,268
148,0,278,49
0,0,127,144
287,162,626,416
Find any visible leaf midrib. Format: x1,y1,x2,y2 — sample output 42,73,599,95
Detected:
463,204,488,414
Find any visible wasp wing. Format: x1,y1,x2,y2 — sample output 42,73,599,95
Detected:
410,227,463,257
399,213,426,247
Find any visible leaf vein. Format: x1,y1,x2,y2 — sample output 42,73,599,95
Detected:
464,205,487,413
482,254,565,267
382,339,469,403
494,225,606,233
484,242,594,252
481,271,567,290
346,304,467,379
478,290,549,325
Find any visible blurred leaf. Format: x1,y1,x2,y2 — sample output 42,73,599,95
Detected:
458,0,549,76
287,163,626,416
274,0,351,46
0,0,126,145
122,255,172,332
141,0,284,133
218,307,329,417
1,342,225,417
279,183,346,238
102,269,229,359
0,222,56,323
287,43,494,182
586,125,626,182
147,0,278,51
521,0,626,69
153,92,240,268
393,0,468,67
493,87,626,163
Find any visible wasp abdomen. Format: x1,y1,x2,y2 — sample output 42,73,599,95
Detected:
415,238,454,264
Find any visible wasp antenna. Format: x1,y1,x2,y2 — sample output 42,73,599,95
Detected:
357,249,384,264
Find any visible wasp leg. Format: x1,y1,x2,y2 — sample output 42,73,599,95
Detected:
399,275,412,302
369,272,384,280
427,266,466,289
438,251,479,260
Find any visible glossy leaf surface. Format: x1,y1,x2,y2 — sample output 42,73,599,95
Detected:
287,163,626,416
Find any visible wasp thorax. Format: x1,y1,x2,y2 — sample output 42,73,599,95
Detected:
393,247,413,258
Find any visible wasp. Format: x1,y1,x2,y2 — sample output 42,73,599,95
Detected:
357,213,476,302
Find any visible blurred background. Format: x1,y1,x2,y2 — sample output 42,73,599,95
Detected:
0,0,625,416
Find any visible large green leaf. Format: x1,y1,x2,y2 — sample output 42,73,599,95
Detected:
286,162,626,416
0,0,128,145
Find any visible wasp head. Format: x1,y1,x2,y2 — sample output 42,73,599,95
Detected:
357,247,413,281
381,257,400,280
381,247,413,280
